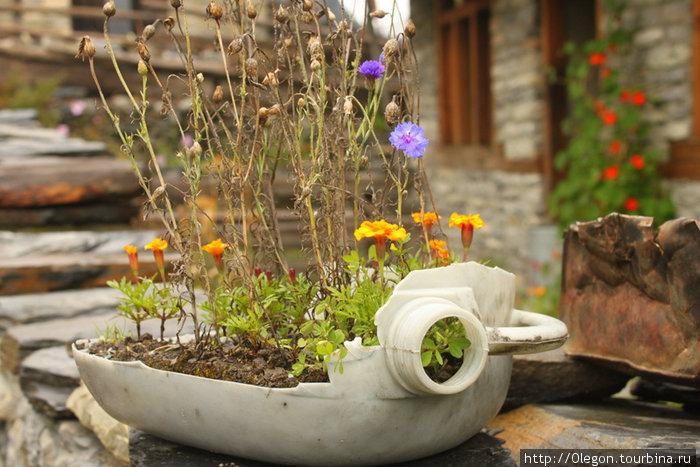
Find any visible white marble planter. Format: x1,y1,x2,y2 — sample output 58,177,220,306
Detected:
73,262,568,466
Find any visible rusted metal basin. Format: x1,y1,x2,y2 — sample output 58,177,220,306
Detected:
560,213,700,387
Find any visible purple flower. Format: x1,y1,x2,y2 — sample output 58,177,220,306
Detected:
358,60,385,80
389,122,429,158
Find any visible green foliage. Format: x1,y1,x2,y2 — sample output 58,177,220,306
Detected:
550,0,675,230
0,65,64,126
420,318,471,370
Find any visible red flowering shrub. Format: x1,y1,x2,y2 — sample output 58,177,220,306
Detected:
549,0,674,229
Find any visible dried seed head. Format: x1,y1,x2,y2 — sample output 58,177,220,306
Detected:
246,1,257,19
75,36,96,61
360,155,369,169
245,57,258,78
206,1,223,21
170,0,181,9
283,37,293,48
327,9,336,22
137,41,151,62
382,38,400,61
228,37,243,55
188,141,203,158
163,16,175,31
302,0,313,11
137,59,148,76
142,23,156,41
263,72,279,87
103,1,116,17
343,98,353,115
301,11,314,24
196,73,204,83
213,85,224,103
308,36,323,61
297,97,306,107
268,103,281,115
310,59,321,71
385,100,400,124
404,19,416,38
275,5,290,23
369,10,386,18
257,107,269,125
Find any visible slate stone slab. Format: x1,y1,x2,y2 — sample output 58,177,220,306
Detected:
0,203,139,228
503,347,630,411
631,378,700,412
488,400,700,461
129,429,514,467
0,109,37,123
19,346,81,419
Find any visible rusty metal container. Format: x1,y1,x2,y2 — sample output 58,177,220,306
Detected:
560,213,700,387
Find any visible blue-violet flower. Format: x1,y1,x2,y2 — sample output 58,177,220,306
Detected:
389,122,429,158
358,60,385,80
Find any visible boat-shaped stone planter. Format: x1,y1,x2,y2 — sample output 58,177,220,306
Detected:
73,262,568,466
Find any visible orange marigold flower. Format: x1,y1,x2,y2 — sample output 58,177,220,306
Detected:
202,238,229,255
609,140,622,155
603,165,620,180
629,154,645,170
632,90,646,106
428,239,447,251
625,197,639,211
437,247,450,265
602,110,617,126
123,245,139,278
620,89,630,103
448,213,485,230
354,219,407,242
411,212,441,225
144,238,168,251
589,52,606,66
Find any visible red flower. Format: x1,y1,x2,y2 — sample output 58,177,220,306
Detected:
600,68,610,79
602,111,617,125
603,165,620,180
629,154,645,170
593,99,606,116
589,52,606,66
620,89,630,103
609,140,622,155
632,90,646,106
625,197,639,211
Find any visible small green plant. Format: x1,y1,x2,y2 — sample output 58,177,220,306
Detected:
421,318,471,370
549,0,675,230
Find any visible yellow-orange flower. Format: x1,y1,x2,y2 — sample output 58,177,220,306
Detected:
123,245,139,278
428,239,446,251
202,238,229,255
144,238,168,251
411,212,441,225
353,219,407,242
123,245,138,255
448,213,485,230
437,247,450,264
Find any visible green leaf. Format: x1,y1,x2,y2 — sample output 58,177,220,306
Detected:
316,340,334,356
435,351,444,366
422,337,436,350
421,350,433,367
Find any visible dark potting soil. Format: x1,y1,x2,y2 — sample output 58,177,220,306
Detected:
76,334,462,387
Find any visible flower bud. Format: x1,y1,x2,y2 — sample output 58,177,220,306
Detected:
137,41,151,62
206,1,223,21
310,59,321,72
103,1,116,17
301,11,314,24
75,36,96,61
212,85,224,103
142,23,156,41
245,57,258,78
382,38,400,61
137,59,148,76
343,98,353,115
170,0,181,8
275,5,290,23
370,10,386,18
246,1,257,19
228,37,243,55
385,100,400,124
404,19,416,38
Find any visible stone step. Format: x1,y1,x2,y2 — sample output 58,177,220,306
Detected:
0,230,175,295
0,156,139,208
488,400,700,462
0,108,38,123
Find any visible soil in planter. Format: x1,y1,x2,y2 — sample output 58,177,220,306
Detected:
76,334,328,388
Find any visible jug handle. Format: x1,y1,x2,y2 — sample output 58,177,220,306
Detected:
486,309,568,356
